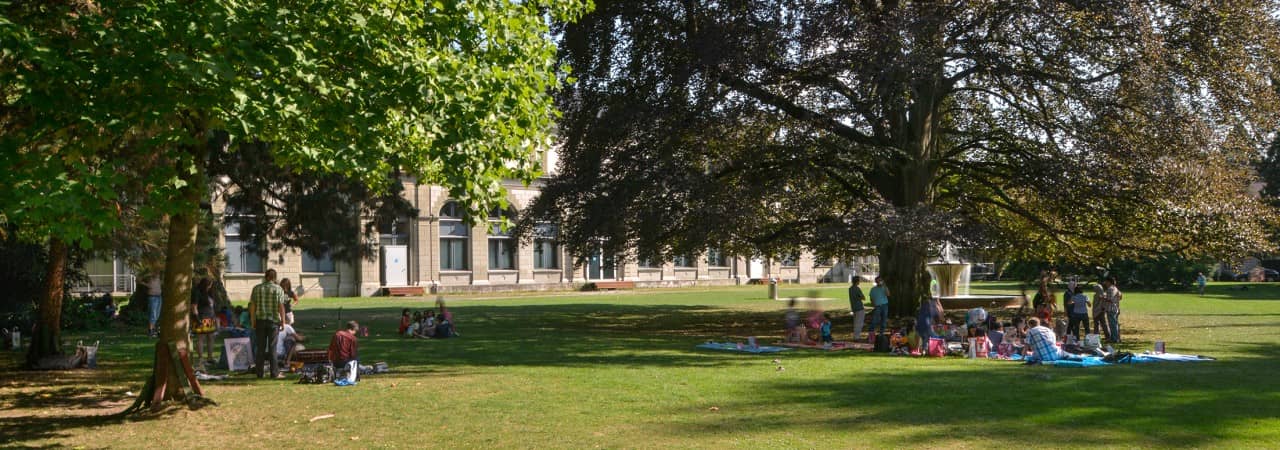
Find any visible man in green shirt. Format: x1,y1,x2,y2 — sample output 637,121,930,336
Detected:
248,268,287,379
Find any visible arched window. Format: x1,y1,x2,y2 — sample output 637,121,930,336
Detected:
439,201,469,270
488,207,517,270
533,222,560,269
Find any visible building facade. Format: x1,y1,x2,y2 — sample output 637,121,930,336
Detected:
213,177,877,300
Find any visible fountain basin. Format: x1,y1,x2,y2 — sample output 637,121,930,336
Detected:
937,294,1026,310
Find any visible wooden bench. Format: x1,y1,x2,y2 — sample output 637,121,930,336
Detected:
593,281,636,290
294,349,330,364
385,286,426,297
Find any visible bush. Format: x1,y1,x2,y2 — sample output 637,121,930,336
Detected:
60,292,116,331
1004,256,1212,291
1108,256,1213,291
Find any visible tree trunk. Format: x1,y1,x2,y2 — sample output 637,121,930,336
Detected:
26,238,67,367
878,241,930,318
126,142,214,412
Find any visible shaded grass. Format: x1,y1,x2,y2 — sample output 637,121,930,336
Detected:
1,282,1279,448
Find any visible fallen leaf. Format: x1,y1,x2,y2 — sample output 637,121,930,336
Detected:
708,406,720,412
350,436,360,441
309,414,335,423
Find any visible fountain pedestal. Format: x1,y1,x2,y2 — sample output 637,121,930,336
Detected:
926,261,1026,310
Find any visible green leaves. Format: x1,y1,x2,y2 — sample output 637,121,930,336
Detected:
2,0,591,249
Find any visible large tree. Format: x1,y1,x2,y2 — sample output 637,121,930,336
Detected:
524,1,1280,316
3,0,588,410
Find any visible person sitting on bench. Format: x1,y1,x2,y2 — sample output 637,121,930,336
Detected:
328,320,360,383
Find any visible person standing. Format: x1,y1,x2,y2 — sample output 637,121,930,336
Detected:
1091,283,1108,340
848,277,867,340
870,273,890,337
915,296,944,342
146,274,162,338
191,277,218,365
280,278,300,325
1196,272,1207,297
248,268,287,379
1103,276,1123,343
1066,286,1090,340
328,321,360,383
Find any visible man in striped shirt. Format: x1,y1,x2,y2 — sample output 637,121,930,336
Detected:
248,268,287,379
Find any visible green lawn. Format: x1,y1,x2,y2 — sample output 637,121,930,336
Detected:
3,282,1279,448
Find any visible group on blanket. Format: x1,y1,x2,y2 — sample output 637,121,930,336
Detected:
399,298,458,339
783,299,833,346
792,272,1125,361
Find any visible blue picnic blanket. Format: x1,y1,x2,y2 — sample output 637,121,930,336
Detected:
696,342,791,353
1042,352,1215,368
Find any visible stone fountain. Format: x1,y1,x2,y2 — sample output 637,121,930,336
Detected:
926,243,1025,310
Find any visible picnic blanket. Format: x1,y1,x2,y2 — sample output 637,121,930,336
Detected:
696,342,791,353
1043,352,1215,368
774,341,872,351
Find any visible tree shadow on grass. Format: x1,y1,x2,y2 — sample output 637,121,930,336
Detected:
657,342,1280,448
0,302,798,447
1203,283,1280,301
295,303,799,370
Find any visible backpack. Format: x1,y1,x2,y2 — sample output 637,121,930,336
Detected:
1103,351,1135,364
297,362,334,384
874,333,891,353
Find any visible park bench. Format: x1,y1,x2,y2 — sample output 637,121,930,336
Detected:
385,286,426,297
593,281,636,290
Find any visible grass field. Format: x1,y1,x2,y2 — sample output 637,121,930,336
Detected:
2,282,1279,448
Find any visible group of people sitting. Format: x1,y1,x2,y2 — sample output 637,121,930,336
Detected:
398,299,457,339
783,299,834,346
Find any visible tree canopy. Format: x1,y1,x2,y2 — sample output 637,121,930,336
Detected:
523,0,1280,315
2,0,588,403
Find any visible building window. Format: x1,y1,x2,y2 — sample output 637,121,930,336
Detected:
780,251,799,267
224,221,264,273
586,249,616,280
706,248,727,267
302,251,336,273
637,257,657,269
533,222,560,269
673,253,695,268
439,201,469,270
487,207,516,270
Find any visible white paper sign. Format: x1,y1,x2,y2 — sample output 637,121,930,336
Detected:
224,337,254,371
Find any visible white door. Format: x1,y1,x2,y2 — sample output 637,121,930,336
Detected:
382,245,409,286
748,257,765,279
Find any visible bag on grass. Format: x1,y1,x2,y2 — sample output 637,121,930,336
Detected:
874,333,891,353
1083,334,1102,350
927,337,946,357
997,342,1013,357
297,362,334,384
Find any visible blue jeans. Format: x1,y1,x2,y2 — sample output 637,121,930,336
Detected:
1106,311,1121,342
870,305,888,334
147,295,162,327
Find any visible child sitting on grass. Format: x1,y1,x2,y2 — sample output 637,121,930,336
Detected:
820,313,833,345
405,311,422,337
398,308,412,336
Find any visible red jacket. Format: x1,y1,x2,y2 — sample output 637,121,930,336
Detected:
328,329,358,363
